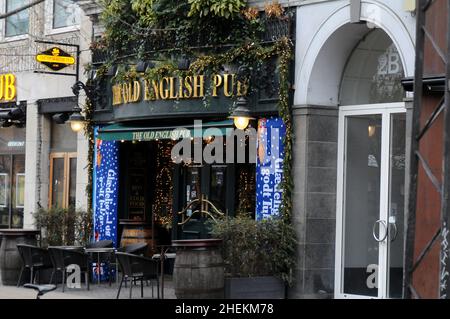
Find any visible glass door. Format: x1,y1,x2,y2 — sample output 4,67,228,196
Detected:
335,103,406,299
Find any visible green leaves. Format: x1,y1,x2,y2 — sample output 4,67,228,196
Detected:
210,215,297,286
34,207,93,247
188,0,246,19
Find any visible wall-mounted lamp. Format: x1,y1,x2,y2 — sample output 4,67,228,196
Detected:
68,110,86,132
69,81,94,132
229,96,254,130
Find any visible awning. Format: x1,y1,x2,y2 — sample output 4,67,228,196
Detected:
97,120,234,141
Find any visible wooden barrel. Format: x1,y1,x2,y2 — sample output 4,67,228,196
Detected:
120,222,157,256
172,239,224,299
0,230,39,286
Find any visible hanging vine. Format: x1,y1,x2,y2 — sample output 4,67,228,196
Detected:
89,0,294,222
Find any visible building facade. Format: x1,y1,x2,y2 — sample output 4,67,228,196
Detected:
0,0,91,229
291,0,416,298
77,0,419,299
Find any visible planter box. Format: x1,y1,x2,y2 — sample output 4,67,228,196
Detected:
225,276,286,299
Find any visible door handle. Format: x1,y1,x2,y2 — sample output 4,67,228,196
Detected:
389,221,398,242
373,219,388,242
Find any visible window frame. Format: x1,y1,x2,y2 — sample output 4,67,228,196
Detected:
49,152,77,208
44,0,80,35
0,0,30,42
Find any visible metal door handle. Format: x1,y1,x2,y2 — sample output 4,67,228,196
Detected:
389,222,398,242
373,220,388,242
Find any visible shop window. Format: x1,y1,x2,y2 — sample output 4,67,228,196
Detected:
0,154,25,228
5,0,29,38
340,28,405,106
49,153,77,208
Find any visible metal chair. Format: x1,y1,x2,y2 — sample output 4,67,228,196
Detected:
115,252,159,299
48,247,90,292
16,244,52,287
117,243,148,255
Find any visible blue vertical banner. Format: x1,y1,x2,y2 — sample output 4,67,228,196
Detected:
256,117,286,221
92,127,119,281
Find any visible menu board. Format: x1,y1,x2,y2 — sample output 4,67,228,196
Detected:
128,169,146,219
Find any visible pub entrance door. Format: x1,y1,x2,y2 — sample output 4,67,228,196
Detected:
335,103,406,299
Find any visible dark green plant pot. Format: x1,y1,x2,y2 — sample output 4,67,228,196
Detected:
225,276,286,299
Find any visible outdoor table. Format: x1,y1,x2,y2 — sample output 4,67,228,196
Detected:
152,245,176,299
48,245,84,251
84,247,117,285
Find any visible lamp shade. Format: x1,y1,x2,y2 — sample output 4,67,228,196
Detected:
229,96,254,130
68,111,86,132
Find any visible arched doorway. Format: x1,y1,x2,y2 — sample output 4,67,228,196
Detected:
335,28,406,299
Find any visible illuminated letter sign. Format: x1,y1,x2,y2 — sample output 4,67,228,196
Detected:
0,74,16,102
36,47,75,71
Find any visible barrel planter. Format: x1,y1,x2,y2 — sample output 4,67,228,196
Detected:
172,239,224,299
0,230,40,286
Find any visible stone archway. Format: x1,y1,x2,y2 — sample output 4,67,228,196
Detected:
290,1,415,299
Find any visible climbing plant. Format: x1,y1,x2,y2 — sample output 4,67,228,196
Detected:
90,0,294,222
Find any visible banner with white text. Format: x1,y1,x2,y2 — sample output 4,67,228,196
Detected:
256,117,285,221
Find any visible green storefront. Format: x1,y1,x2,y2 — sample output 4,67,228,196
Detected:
91,67,281,251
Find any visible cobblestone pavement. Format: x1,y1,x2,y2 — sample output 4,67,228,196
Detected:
0,276,176,299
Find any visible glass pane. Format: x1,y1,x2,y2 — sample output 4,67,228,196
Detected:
340,29,405,105
11,155,24,228
343,114,382,297
0,126,26,153
388,113,406,298
5,0,29,37
0,156,11,228
51,122,77,152
53,0,78,29
51,157,65,208
68,157,77,207
210,165,226,213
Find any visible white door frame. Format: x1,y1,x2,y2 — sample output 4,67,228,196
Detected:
334,102,406,299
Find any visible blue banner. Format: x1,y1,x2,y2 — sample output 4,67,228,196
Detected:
256,117,285,221
92,127,119,282
93,127,119,245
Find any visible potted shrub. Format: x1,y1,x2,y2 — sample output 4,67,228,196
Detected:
30,206,92,284
210,215,297,299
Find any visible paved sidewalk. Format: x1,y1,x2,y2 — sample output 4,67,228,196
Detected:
0,277,176,299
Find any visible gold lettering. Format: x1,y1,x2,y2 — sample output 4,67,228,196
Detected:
223,74,235,97
159,77,170,100
193,75,204,98
112,85,122,105
4,74,15,101
184,76,193,98
0,76,4,101
152,80,160,100
212,74,222,97
133,81,141,102
144,80,152,100
178,77,184,98
169,77,178,99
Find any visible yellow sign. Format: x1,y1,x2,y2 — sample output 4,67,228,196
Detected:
36,54,75,65
36,47,75,71
0,74,16,102
112,73,248,106
36,47,75,65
